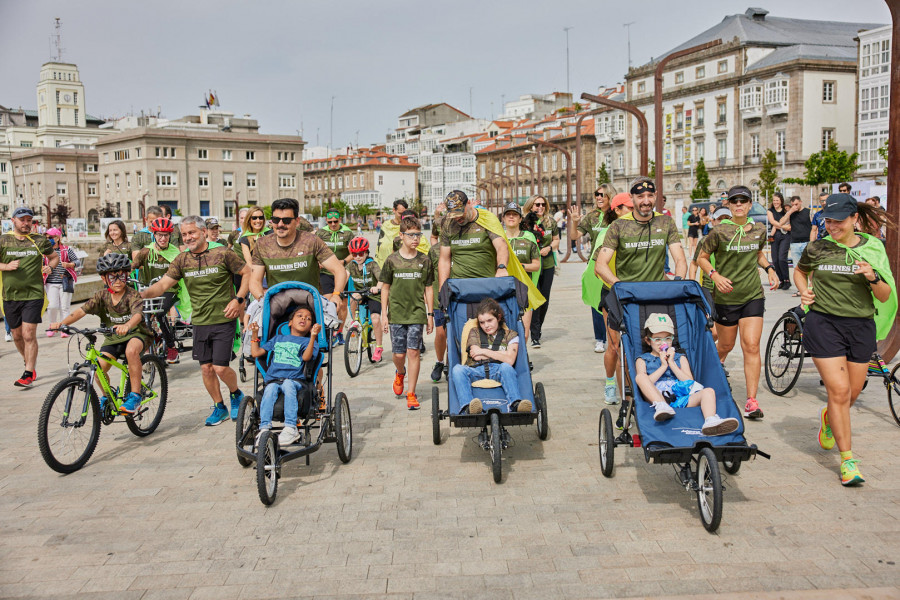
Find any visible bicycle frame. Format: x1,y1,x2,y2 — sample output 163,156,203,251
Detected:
79,345,131,409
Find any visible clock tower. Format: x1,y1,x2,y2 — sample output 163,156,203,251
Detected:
36,62,86,128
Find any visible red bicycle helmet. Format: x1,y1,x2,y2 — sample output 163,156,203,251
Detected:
348,237,369,254
149,217,174,233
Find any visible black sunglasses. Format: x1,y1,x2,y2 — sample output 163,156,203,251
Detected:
594,192,604,197
730,198,751,204
534,202,546,207
270,216,295,225
327,219,340,224
250,215,265,221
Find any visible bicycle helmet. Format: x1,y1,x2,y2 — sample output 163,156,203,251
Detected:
348,237,369,254
149,217,174,233
96,252,132,274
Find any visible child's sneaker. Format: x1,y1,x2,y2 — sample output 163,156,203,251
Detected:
840,459,865,486
467,398,483,414
516,399,532,413
166,347,180,365
604,383,619,405
278,426,302,446
818,406,835,450
653,401,675,422
393,370,405,396
120,391,142,415
744,397,763,419
430,361,444,382
372,346,383,362
255,427,270,449
701,414,739,436
406,392,420,410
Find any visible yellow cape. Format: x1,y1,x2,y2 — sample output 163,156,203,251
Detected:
475,209,546,310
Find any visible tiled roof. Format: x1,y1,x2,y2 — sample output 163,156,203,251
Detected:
302,147,419,170
745,44,858,72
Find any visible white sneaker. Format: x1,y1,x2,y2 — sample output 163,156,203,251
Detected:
4,332,11,342
278,426,302,446
254,427,270,449
701,415,739,436
594,341,606,353
653,401,676,422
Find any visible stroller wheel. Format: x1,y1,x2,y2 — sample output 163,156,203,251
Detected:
490,413,502,483
431,387,442,445
722,458,741,475
598,409,614,477
534,382,549,441
256,429,279,505
334,393,353,463
239,358,249,383
696,448,723,532
236,395,257,467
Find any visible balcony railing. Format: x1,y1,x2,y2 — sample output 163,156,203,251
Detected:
741,105,762,120
766,100,788,116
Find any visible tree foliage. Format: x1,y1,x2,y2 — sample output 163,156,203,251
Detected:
647,159,656,178
878,139,889,176
757,149,779,204
596,163,610,186
691,157,711,200
51,200,72,226
783,140,859,187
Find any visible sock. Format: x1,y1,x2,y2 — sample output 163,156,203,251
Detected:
840,450,853,462
24,370,33,378
606,377,616,386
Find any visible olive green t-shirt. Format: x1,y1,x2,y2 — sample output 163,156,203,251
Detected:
133,246,176,286
347,259,381,302
99,241,131,257
577,208,605,250
316,227,354,273
440,218,499,279
379,251,433,325
464,324,519,367
508,230,540,285
0,233,55,301
166,244,245,326
536,215,560,270
798,236,876,319
699,221,766,305
693,236,715,291
601,214,680,282
81,287,151,346
251,231,334,291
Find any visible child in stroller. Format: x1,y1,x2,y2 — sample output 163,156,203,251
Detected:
249,306,321,446
452,298,532,415
635,313,739,437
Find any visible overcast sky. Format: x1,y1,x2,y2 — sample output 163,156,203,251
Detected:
0,0,891,150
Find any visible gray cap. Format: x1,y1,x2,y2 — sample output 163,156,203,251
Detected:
712,207,732,220
11,206,34,219
503,201,522,216
205,217,220,228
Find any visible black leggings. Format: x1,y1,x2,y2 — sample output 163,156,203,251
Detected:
771,234,790,283
530,267,555,341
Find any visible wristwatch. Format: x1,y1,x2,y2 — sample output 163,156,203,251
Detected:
868,272,882,285
496,264,506,270
764,265,775,273
427,312,434,316
233,296,245,304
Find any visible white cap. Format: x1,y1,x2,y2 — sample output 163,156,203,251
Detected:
644,313,675,335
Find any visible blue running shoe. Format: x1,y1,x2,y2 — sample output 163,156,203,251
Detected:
205,403,229,426
120,392,142,414
230,389,245,421
99,396,108,413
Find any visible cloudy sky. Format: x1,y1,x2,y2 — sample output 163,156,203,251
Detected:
0,0,891,149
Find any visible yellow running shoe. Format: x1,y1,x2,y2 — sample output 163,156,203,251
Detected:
840,459,865,486
818,406,835,450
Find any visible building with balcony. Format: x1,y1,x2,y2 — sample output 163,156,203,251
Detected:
501,92,574,120
856,25,891,176
624,8,882,205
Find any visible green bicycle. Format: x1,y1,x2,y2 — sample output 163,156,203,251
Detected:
37,325,168,474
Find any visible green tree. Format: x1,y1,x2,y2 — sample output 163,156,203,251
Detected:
691,157,711,200
783,140,859,187
309,205,322,219
878,139,889,176
596,163,610,186
328,199,351,219
648,159,656,178
757,149,779,204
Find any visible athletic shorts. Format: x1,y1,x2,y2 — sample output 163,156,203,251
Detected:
802,310,876,364
320,273,336,295
365,297,382,316
389,323,424,354
192,320,237,366
599,286,611,312
2,298,43,329
714,298,765,327
100,336,146,360
433,307,447,328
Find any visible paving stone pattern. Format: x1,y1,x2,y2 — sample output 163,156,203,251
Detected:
1,260,899,599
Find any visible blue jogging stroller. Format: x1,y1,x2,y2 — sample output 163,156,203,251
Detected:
601,280,769,532
431,277,549,483
234,281,353,505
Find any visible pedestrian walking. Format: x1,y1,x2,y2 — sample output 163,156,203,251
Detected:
767,193,790,290
42,227,80,338
523,194,559,348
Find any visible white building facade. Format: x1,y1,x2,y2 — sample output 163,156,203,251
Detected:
856,25,891,176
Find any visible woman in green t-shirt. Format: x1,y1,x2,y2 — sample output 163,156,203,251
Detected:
502,202,540,344
794,194,894,487
523,195,559,349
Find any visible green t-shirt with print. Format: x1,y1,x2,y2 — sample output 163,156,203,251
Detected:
797,236,877,319
536,215,560,270
699,221,766,305
601,214,681,282
577,208,605,250
693,236,715,291
133,245,178,286
440,218,499,279
379,251,433,325
347,259,381,302
0,233,55,301
316,226,354,274
166,244,245,326
507,230,540,285
251,231,334,292
428,243,442,306
81,287,152,346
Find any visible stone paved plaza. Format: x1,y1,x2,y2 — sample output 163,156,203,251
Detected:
2,262,900,600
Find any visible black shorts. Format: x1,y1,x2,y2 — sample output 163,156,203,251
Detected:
803,310,876,363
100,337,146,360
320,273,336,295
599,286,610,312
2,298,43,329
714,298,765,327
192,321,237,366
688,227,700,238
366,297,382,316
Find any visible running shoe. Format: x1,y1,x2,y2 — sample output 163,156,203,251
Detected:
744,397,763,419
468,398,483,414
701,415,739,436
531,338,541,349
205,404,229,426
4,332,11,342
431,361,444,382
840,459,865,486
372,346,383,362
46,330,54,338
818,406,835,450
230,389,245,421
166,347,180,365
604,383,619,405
278,426,302,446
407,392,420,410
653,401,675,421
516,399,532,413
393,370,405,396
14,371,35,388
60,332,69,338
594,341,606,353
120,391,142,415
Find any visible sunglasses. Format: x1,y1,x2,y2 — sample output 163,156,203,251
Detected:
327,219,340,224
105,272,128,282
534,202,546,207
594,192,605,197
250,215,265,221
270,216,295,225
730,198,751,204
403,232,423,239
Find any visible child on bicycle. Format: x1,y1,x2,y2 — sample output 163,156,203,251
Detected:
634,313,739,437
346,236,383,362
249,306,321,446
51,253,151,414
451,297,531,415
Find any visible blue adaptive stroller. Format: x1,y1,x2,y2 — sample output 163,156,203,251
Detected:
600,280,769,532
234,281,352,505
431,277,549,483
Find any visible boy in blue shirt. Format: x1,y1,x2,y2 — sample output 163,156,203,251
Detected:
249,306,320,446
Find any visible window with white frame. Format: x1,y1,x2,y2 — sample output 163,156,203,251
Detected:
55,163,65,172
137,172,142,187
696,106,705,127
861,39,891,77
222,149,232,160
696,140,705,159
115,174,120,190
821,128,835,150
198,172,209,187
750,134,760,157
776,130,786,155
860,84,889,121
764,79,788,105
83,163,97,172
56,182,67,197
87,183,97,196
551,154,558,171
104,175,110,190
126,173,131,189
223,173,234,188
675,110,684,130
717,138,727,159
822,81,835,103
859,129,889,171
675,145,684,165
279,174,296,188
717,60,728,73
616,153,624,170
740,85,762,109
637,81,646,93
247,173,257,188
378,175,384,185
696,65,705,79
156,171,176,187
717,101,727,123
198,149,208,159
675,71,684,84
246,151,255,161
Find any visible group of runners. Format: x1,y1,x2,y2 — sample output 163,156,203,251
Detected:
1,177,894,487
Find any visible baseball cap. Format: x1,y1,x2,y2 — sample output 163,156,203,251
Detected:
11,206,34,219
644,313,675,335
821,193,858,221
610,193,634,209
445,190,469,218
46,227,62,237
205,217,220,228
712,207,732,220
503,201,522,216
727,185,752,202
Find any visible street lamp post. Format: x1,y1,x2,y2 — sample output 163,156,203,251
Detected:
501,160,535,201
581,91,649,176
528,137,579,262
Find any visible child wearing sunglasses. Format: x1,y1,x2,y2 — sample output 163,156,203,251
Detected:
634,313,738,437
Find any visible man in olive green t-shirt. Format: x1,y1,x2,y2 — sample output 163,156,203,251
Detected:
437,190,509,291
0,206,59,387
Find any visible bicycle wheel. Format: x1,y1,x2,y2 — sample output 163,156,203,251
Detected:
764,312,804,396
888,363,900,428
125,355,168,437
37,377,101,474
344,326,363,377
365,325,375,363
236,395,258,467
696,447,723,532
334,392,353,463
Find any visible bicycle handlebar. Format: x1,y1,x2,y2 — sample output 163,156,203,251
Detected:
52,325,115,337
